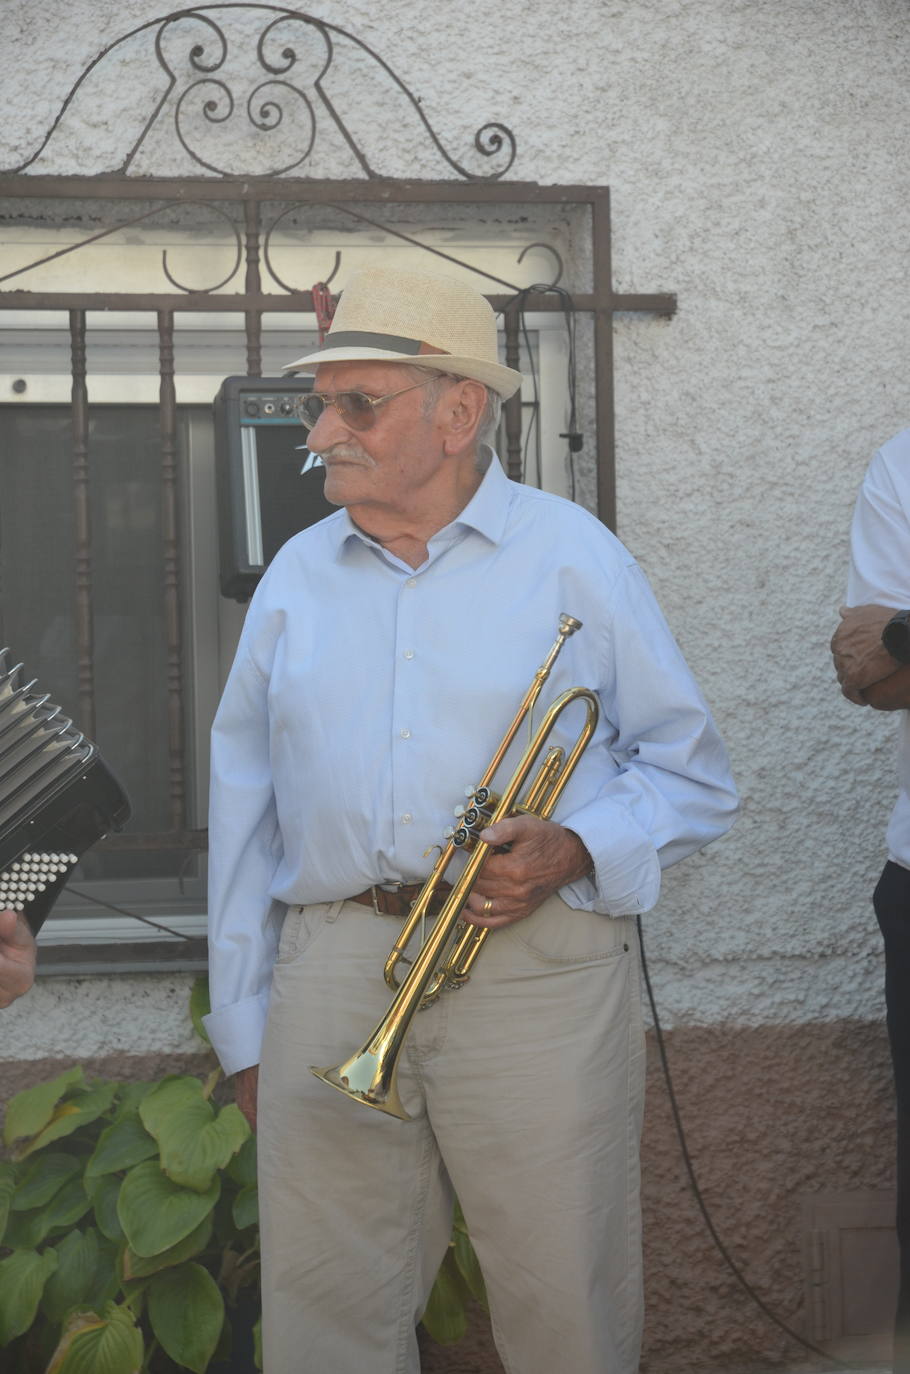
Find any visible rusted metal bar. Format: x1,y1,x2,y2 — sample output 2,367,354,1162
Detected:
69,309,95,734
157,309,186,831
0,290,598,313
502,307,523,481
244,199,263,376
613,292,676,317
591,193,616,531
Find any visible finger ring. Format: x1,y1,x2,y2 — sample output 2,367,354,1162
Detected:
483,898,494,916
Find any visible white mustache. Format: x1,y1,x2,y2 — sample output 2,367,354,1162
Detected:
318,443,374,465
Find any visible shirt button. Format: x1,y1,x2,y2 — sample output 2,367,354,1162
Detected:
399,728,411,739
403,649,415,660
406,577,417,588
401,813,413,825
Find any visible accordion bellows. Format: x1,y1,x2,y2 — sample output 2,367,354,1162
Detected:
0,649,131,934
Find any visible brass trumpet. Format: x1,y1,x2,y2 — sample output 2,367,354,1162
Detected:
310,614,599,1120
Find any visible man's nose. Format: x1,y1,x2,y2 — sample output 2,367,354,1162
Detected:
306,400,349,451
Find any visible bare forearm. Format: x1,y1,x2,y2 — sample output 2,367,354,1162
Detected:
233,1064,259,1130
860,665,910,711
0,909,36,1008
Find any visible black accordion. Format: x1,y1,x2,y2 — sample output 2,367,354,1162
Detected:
0,649,131,934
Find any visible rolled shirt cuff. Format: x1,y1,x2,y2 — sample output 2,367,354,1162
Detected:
559,798,661,916
202,990,270,1077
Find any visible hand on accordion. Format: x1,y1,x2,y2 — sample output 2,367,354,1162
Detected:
0,906,36,1008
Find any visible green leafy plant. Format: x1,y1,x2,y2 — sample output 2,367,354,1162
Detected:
0,981,259,1373
419,1201,489,1345
0,978,486,1370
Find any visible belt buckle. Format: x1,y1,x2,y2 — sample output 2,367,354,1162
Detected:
370,882,407,917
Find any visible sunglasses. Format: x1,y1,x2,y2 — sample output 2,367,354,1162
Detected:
293,377,437,432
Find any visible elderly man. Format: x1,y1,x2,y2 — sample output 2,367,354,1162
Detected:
205,265,737,1374
832,427,910,1373
0,907,36,1007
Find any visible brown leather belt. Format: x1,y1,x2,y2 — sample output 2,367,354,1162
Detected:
348,882,452,918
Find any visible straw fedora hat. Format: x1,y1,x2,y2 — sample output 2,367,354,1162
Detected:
283,265,523,400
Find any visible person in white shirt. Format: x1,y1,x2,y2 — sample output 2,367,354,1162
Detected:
205,265,738,1374
0,907,36,1007
832,428,910,1373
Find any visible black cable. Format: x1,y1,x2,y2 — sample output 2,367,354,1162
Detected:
64,884,196,941
636,915,849,1369
519,306,541,487
559,289,581,502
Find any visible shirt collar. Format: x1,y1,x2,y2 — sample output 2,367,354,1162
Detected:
334,448,512,562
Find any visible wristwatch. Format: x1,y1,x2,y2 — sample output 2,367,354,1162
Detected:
882,609,910,664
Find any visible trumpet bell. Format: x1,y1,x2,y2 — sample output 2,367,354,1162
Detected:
310,1054,411,1121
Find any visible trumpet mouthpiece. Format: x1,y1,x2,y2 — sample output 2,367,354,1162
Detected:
559,614,583,635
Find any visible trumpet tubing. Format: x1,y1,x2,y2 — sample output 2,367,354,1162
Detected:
310,614,599,1120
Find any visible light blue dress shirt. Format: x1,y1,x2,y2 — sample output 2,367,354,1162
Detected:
846,429,910,868
205,455,737,1074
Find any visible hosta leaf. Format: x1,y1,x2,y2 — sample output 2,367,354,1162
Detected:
452,1226,487,1307
117,1160,220,1258
5,1174,91,1250
420,1250,468,1346
113,1083,155,1119
121,1214,213,1280
148,1263,224,1374
85,1236,120,1311
226,1135,257,1189
87,1173,125,1243
13,1083,118,1160
0,1246,58,1344
86,1114,157,1178
2,1205,52,1251
3,1067,84,1149
44,1175,92,1232
11,1152,82,1211
41,1227,100,1325
0,1162,16,1244
140,1078,249,1192
45,1302,143,1374
189,977,212,1045
231,1184,259,1231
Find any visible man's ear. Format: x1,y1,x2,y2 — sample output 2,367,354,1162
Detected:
441,379,487,455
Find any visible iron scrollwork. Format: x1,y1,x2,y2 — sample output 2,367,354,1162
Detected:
1,5,517,181
160,202,244,292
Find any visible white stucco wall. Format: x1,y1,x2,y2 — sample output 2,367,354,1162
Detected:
0,974,200,1059
2,0,909,1056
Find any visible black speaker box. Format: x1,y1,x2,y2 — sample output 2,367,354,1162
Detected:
214,375,334,601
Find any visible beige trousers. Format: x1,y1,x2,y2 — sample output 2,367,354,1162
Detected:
258,894,646,1374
